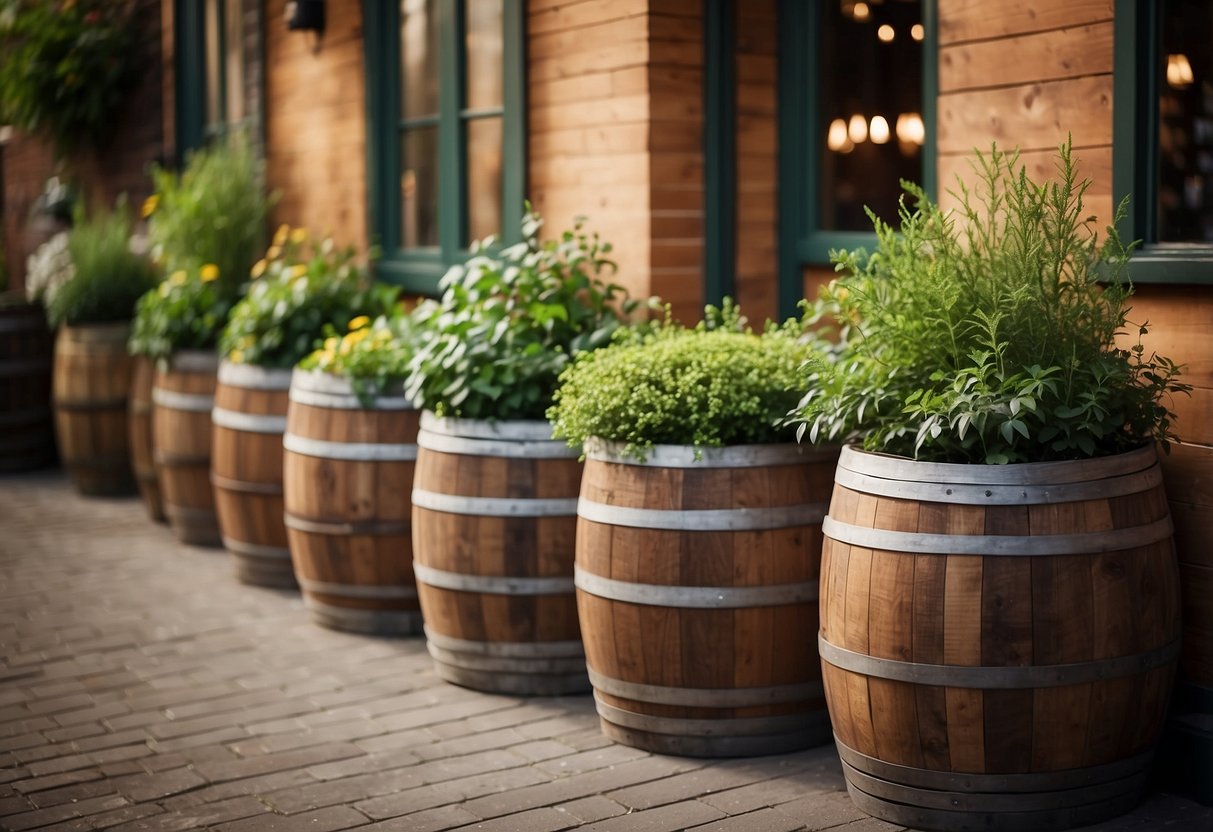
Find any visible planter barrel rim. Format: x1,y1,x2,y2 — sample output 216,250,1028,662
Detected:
218,360,293,390
420,411,559,442
60,321,130,343
168,350,221,372
288,367,414,410
585,438,838,468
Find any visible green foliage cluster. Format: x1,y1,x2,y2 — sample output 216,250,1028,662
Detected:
46,202,156,328
128,269,232,362
549,301,824,459
299,314,419,406
0,0,139,155
146,136,272,300
219,229,400,369
794,140,1189,464
407,211,646,421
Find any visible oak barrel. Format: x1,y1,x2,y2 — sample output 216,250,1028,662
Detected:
0,301,55,472
575,441,837,756
412,413,588,695
153,351,221,546
128,356,164,521
283,370,422,634
213,361,294,588
52,323,134,495
820,444,1181,832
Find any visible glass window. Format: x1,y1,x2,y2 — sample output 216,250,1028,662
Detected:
177,0,249,153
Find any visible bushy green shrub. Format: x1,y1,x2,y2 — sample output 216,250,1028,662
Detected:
46,203,156,328
128,268,232,362
407,210,648,421
549,301,824,459
299,313,419,406
219,228,400,369
793,140,1189,464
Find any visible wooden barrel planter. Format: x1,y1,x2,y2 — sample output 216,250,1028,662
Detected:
0,301,55,472
575,441,837,756
153,351,221,546
52,323,135,495
128,356,164,521
283,370,422,634
412,413,588,695
212,361,294,588
819,444,1181,832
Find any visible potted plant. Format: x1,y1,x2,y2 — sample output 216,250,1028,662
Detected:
547,300,837,755
797,141,1188,831
405,210,646,695
129,137,271,545
213,227,399,588
46,201,156,495
283,313,422,635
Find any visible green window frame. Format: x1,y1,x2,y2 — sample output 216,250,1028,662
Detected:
174,0,252,158
363,0,526,295
1112,0,1213,284
777,0,938,318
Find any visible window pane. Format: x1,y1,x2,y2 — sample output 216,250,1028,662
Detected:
204,0,223,128
816,0,923,232
401,0,440,119
401,128,439,248
465,0,503,111
467,117,503,243
1158,0,1213,242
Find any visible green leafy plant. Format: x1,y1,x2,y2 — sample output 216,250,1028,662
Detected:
219,228,400,369
407,210,649,420
146,136,273,299
128,268,232,362
793,139,1189,464
45,201,156,328
0,1,140,155
299,313,419,406
549,300,825,459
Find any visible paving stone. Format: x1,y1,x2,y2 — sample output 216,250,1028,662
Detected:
773,790,871,830
449,806,578,832
211,806,371,832
106,795,271,831
35,801,165,831
27,778,120,808
4,794,132,831
354,767,552,821
111,766,209,802
580,799,726,831
192,741,366,783
358,805,480,831
554,796,628,824
685,806,808,832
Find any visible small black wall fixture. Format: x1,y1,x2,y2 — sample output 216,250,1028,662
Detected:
285,0,325,36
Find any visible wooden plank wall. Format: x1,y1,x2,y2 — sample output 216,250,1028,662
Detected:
263,0,367,248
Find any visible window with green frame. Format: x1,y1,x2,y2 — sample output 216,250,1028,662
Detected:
364,0,525,294
778,0,937,317
174,0,248,157
1113,0,1213,283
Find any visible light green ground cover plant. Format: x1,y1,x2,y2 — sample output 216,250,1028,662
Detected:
549,300,826,460
46,202,156,328
794,139,1189,464
299,313,418,406
219,227,400,369
407,210,649,421
128,267,231,362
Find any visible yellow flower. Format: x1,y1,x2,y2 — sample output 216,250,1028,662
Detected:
200,264,220,283
240,335,255,348
289,227,308,244
230,349,244,364
273,224,290,247
159,282,171,297
290,264,308,278
267,245,282,261
140,195,159,219
324,337,338,350
347,315,371,331
373,329,392,344
347,328,370,343
251,259,267,279
169,270,187,286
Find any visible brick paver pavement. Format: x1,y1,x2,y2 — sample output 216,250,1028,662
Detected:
1,471,1210,832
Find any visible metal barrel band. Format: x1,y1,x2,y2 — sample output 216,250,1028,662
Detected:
411,488,578,518
424,628,585,659
588,666,823,707
426,644,588,675
153,451,211,466
574,566,818,609
168,351,221,373
287,386,415,411
164,504,218,522
53,397,128,411
416,429,578,460
833,460,1164,506
577,498,826,531
303,598,423,634
585,439,839,468
289,368,412,407
837,443,1159,487
594,695,827,737
151,388,215,412
211,407,288,434
420,412,559,442
282,433,418,462
217,362,292,390
821,514,1174,556
413,562,574,596
210,472,284,496
298,578,418,600
818,634,1180,689
60,323,129,344
284,514,411,537
222,538,291,560
64,455,132,469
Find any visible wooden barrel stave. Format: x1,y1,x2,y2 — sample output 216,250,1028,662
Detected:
820,445,1181,830
52,324,134,494
283,370,422,635
128,356,164,521
0,303,56,472
413,415,588,696
153,352,221,546
576,444,837,756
